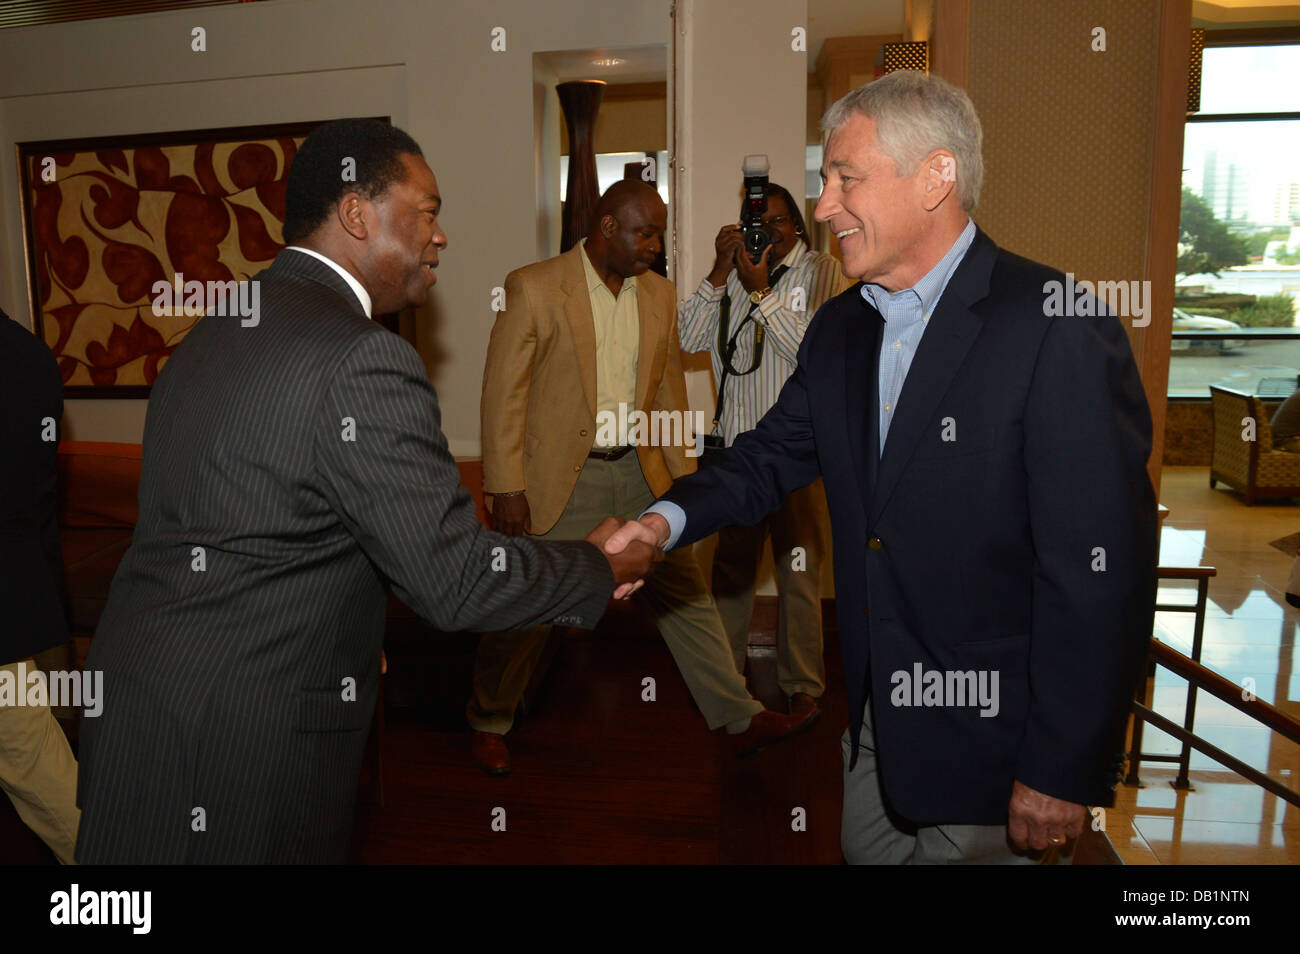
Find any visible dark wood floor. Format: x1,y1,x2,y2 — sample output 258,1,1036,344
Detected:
353,609,847,864
3,605,1125,865
1,604,846,865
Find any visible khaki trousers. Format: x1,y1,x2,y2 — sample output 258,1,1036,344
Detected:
469,454,763,734
711,479,827,698
0,657,80,864
840,699,1066,865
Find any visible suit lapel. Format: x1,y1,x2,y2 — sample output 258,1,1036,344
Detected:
634,277,664,411
559,247,598,420
869,230,997,526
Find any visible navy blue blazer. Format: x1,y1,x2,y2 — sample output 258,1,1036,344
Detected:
663,228,1157,824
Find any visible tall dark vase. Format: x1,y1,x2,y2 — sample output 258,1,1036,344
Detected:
558,80,605,252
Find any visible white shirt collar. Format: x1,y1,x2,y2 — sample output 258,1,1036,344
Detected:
285,246,373,318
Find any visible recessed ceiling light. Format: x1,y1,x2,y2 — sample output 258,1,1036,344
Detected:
591,57,626,67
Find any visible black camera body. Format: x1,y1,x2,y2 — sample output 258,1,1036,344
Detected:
741,154,771,264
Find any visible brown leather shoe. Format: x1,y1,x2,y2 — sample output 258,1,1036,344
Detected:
472,731,511,776
733,707,819,758
789,692,821,718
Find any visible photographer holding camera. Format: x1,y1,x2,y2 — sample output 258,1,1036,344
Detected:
678,174,849,719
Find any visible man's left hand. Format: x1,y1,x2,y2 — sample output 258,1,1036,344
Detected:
1007,779,1086,852
734,243,772,294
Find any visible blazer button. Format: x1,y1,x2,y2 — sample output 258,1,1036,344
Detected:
573,464,582,472
868,537,883,550
580,428,588,436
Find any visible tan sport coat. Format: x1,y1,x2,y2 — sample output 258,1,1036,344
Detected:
482,245,697,535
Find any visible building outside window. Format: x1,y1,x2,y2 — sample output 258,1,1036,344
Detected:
1174,40,1300,399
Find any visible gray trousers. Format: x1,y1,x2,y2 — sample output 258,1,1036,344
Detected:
840,699,1066,864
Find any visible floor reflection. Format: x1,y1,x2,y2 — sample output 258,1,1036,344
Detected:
1115,468,1299,864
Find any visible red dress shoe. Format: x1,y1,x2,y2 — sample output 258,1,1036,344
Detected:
789,692,821,718
733,707,819,758
472,730,512,776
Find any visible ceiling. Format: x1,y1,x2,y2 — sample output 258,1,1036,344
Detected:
0,0,230,30
807,0,905,59
536,1,910,85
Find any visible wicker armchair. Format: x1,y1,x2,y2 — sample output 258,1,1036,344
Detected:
1209,386,1300,504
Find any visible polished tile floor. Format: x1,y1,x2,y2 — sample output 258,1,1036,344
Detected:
1112,466,1300,864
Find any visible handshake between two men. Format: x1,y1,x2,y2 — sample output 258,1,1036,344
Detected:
490,490,671,600
586,515,672,600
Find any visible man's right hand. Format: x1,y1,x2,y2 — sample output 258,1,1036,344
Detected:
604,515,671,599
604,514,671,553
585,517,662,597
707,223,744,287
490,493,531,536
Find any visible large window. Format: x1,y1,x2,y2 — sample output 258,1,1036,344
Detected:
1174,40,1300,398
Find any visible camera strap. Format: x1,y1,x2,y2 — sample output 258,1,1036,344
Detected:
711,263,790,437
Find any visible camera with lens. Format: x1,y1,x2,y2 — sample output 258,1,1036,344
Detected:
741,154,771,264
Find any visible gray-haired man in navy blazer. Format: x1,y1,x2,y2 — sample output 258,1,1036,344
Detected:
75,120,659,864
607,72,1157,864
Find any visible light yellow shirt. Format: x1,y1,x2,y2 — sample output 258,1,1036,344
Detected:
579,239,639,446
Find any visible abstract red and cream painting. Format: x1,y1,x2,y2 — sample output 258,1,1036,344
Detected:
20,127,311,392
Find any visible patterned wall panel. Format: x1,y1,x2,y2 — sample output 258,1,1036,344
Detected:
882,40,929,73
967,1,1160,308
1187,28,1205,113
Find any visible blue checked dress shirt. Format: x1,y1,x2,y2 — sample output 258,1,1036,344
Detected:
861,218,976,456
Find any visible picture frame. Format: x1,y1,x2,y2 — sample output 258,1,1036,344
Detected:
16,120,333,397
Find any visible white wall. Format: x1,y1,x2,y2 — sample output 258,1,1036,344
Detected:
532,57,563,262
673,0,808,305
0,0,670,454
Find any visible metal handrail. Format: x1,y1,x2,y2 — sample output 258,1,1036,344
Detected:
1125,566,1300,807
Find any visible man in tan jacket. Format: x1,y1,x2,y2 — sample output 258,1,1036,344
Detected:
471,181,818,774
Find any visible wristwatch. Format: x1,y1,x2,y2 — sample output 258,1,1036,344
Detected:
749,285,773,305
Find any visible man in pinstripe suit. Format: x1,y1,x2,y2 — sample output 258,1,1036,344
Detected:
74,120,658,864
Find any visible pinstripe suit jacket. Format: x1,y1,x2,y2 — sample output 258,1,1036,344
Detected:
75,249,612,864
